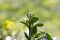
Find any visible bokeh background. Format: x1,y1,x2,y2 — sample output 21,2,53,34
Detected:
0,0,60,40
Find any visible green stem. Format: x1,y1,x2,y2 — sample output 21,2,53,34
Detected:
28,14,31,40
29,26,31,40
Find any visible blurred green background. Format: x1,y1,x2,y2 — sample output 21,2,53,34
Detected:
0,0,60,40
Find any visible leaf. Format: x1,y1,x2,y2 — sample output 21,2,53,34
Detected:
24,32,29,40
31,26,37,36
31,17,39,24
27,13,39,24
37,38,42,40
35,33,41,38
46,33,52,40
20,21,28,26
27,13,34,19
34,23,44,27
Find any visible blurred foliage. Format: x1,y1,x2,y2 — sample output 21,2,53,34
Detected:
0,0,60,40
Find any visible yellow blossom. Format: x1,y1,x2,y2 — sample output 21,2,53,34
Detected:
4,19,14,29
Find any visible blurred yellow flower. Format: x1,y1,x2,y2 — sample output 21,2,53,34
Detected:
4,19,14,29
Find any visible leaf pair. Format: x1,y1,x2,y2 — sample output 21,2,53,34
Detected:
31,23,44,36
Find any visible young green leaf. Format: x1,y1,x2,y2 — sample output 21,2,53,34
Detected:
20,21,28,26
37,38,42,40
46,33,52,40
31,17,39,24
31,26,37,37
35,33,41,38
34,23,44,27
27,13,34,19
24,32,29,40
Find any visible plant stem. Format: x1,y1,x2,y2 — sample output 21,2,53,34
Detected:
29,26,31,40
29,15,31,40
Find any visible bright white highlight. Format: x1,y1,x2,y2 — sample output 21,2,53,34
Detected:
5,36,13,40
